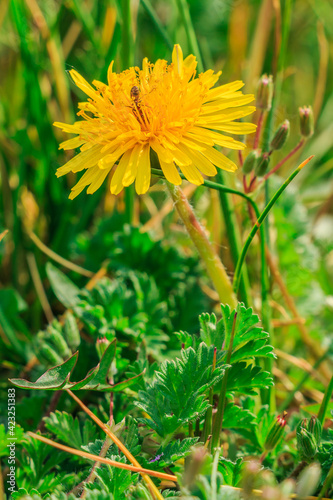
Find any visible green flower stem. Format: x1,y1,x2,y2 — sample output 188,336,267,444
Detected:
211,312,238,451
203,387,213,443
165,181,237,308
203,348,216,443
232,156,314,295
140,0,173,51
120,0,134,69
217,171,251,307
175,0,204,73
151,169,266,307
318,375,333,425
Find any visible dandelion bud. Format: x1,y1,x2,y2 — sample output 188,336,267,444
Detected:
270,120,290,151
308,416,322,444
96,336,110,359
299,106,314,137
297,428,318,460
264,412,287,451
296,463,321,499
242,150,260,175
257,74,273,111
254,152,270,177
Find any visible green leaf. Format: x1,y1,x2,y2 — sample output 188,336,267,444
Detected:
79,339,116,389
218,457,243,486
44,411,98,449
10,352,78,389
230,338,275,363
46,262,80,308
150,437,199,467
12,489,43,500
223,403,257,431
136,343,227,437
227,362,274,395
199,312,224,349
10,342,144,392
199,304,275,362
0,424,24,457
85,491,116,500
223,303,273,356
93,456,139,499
16,435,70,494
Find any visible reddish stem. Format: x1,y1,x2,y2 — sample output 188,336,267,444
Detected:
243,175,248,193
248,176,257,192
264,138,305,180
238,150,244,167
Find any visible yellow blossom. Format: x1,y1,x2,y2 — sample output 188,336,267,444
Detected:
54,45,256,198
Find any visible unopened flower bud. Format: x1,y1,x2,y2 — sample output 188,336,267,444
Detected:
47,325,71,359
38,343,63,366
242,150,260,174
296,463,321,499
254,152,270,177
96,336,110,359
297,428,318,460
264,412,287,451
308,416,322,444
64,312,81,351
270,120,290,151
257,74,273,111
299,106,314,137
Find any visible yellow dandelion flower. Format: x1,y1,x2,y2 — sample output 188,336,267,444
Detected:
54,44,256,198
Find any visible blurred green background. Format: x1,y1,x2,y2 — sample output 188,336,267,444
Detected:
0,0,332,367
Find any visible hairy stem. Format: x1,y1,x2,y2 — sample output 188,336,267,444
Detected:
166,181,237,308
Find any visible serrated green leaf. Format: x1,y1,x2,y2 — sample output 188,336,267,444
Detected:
230,339,275,362
136,343,227,437
46,262,80,308
44,411,98,450
12,489,43,500
150,437,199,467
199,312,224,349
227,362,274,395
221,303,267,348
223,403,257,431
93,455,139,498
